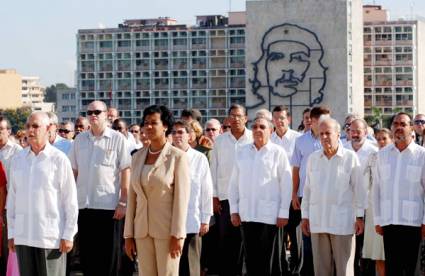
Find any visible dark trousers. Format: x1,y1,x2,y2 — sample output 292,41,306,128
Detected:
285,203,302,273
300,233,314,276
110,218,135,276
383,225,422,276
15,245,66,276
241,222,277,276
354,233,364,276
216,200,242,276
180,233,201,276
200,221,219,273
78,209,116,276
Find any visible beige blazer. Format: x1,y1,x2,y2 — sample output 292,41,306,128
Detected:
124,142,190,240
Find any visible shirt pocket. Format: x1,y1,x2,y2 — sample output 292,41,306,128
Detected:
44,217,60,239
406,165,421,183
402,200,420,221
330,205,354,230
336,168,351,192
101,150,117,167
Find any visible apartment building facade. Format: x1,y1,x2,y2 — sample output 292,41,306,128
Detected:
22,76,55,112
363,5,425,118
56,88,77,122
77,14,246,123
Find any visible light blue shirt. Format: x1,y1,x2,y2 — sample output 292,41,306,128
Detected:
53,135,73,155
290,130,322,197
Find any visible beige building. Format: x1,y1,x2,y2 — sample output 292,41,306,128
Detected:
363,5,425,118
0,69,23,109
22,76,55,112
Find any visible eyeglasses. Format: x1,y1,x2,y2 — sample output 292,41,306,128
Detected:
87,110,104,116
75,125,85,129
58,129,72,134
344,123,351,130
229,114,245,120
205,128,217,132
414,119,425,125
171,130,186,135
222,125,231,130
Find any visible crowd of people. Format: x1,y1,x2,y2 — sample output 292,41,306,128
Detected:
0,101,424,276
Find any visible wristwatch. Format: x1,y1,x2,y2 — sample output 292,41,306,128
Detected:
118,201,127,207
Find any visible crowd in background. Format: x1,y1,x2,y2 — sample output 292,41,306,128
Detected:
0,102,423,276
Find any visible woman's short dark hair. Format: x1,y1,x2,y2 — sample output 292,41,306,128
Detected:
141,105,174,136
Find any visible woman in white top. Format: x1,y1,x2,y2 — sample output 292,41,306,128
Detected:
363,128,392,276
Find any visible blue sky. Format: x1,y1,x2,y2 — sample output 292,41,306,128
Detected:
0,0,423,86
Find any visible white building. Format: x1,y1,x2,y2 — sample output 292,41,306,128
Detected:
56,88,77,122
76,14,246,123
363,5,425,118
21,76,55,112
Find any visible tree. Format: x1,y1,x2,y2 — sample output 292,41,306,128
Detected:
0,107,32,133
45,83,69,103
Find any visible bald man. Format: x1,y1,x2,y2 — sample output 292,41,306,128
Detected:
69,101,131,276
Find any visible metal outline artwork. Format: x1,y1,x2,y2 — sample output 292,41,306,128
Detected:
248,23,328,112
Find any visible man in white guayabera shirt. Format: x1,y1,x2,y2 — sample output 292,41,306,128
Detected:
228,116,292,276
301,117,367,276
344,118,378,274
171,120,213,276
210,104,252,275
373,112,425,276
7,111,78,276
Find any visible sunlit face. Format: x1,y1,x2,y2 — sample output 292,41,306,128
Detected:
130,125,141,141
272,110,290,133
349,121,367,145
26,114,49,147
75,118,89,135
303,112,311,131
204,122,220,142
143,113,167,142
413,114,425,135
58,123,74,140
391,114,413,145
229,108,247,132
319,121,340,151
221,117,231,133
266,41,311,97
87,102,107,128
107,108,119,123
252,118,272,146
113,121,127,134
376,132,392,149
171,124,190,150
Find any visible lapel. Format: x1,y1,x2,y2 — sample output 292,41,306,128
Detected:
149,142,172,176
132,143,172,197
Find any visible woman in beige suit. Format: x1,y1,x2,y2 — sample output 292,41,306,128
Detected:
124,105,190,276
